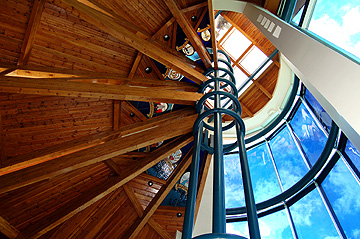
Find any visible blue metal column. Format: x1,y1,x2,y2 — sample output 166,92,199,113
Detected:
182,122,204,239
182,49,260,239
236,123,261,239
213,74,226,233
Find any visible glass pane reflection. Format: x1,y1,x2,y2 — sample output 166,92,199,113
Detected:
322,158,360,239
247,144,281,203
290,103,327,165
226,210,293,239
345,139,360,174
270,127,309,191
290,189,339,238
304,90,332,132
224,153,245,208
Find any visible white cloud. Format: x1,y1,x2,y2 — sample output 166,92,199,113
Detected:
343,6,360,35
226,222,248,237
353,228,360,238
309,6,360,58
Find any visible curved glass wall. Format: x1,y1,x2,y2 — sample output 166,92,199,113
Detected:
224,80,360,239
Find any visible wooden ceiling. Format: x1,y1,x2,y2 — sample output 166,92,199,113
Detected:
0,0,280,238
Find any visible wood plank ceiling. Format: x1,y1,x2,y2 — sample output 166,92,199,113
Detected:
0,0,279,238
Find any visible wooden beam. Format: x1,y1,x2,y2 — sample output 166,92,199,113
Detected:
123,147,193,239
104,159,122,176
0,216,20,239
239,100,254,117
0,109,6,165
73,0,151,39
128,52,144,79
24,134,194,239
182,2,208,13
0,62,128,79
0,109,196,194
0,76,203,105
123,184,144,217
0,130,116,176
208,0,218,69
62,0,208,84
148,218,173,239
113,100,121,131
194,152,212,223
253,80,272,99
163,0,212,69
70,76,199,92
17,0,46,67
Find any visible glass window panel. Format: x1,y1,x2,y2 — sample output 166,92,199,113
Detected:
254,60,273,79
226,221,248,237
247,143,281,203
215,15,231,41
290,102,327,165
238,80,253,95
270,127,309,191
304,90,332,132
240,46,268,75
308,0,360,59
224,153,245,208
290,189,339,239
222,29,252,59
292,5,304,26
321,158,360,239
233,66,248,88
345,139,360,173
226,210,293,239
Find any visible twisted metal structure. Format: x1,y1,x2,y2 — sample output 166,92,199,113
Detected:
182,50,261,239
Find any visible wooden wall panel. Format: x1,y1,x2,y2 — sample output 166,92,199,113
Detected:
96,0,172,36
0,93,113,159
94,196,139,238
0,162,111,231
128,174,164,210
26,0,136,75
0,0,32,64
152,206,185,238
137,224,162,239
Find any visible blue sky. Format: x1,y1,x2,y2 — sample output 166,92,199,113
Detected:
309,0,360,58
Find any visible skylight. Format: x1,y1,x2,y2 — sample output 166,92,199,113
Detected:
215,15,274,95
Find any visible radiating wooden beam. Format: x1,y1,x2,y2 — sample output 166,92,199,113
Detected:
62,0,208,84
0,109,196,194
208,0,218,69
123,147,193,239
182,2,208,13
0,130,117,177
0,62,128,79
0,216,20,239
0,76,203,105
24,134,193,239
17,0,46,67
123,184,144,217
163,0,212,69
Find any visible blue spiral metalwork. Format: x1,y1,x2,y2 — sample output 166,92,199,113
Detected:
182,50,261,239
